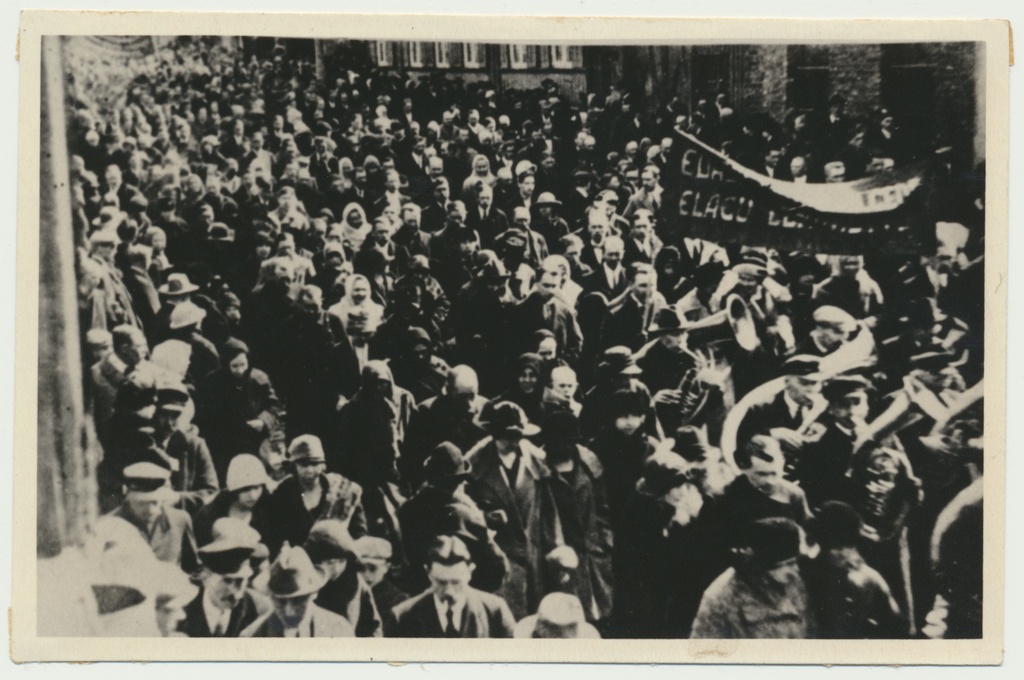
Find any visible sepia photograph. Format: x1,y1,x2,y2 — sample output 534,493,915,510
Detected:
11,10,1009,665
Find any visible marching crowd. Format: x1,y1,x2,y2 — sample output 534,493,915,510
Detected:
62,38,985,639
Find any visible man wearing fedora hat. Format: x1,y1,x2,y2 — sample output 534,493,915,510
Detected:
164,299,221,385
385,535,516,638
465,401,569,620
540,412,615,626
532,192,570,253
110,461,200,575
634,307,701,395
152,382,219,515
181,518,272,637
241,544,355,637
398,442,509,596
151,272,200,343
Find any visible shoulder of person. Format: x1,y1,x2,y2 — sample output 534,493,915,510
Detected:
312,604,356,636
238,610,272,637
248,367,272,384
576,445,604,479
389,589,431,619
165,505,194,527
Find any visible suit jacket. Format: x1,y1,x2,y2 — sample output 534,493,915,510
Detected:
240,604,355,637
110,503,200,574
181,589,271,637
385,588,516,638
736,391,806,449
600,295,663,353
465,207,510,249
580,265,629,301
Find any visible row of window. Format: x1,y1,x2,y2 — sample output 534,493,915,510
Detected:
372,42,581,70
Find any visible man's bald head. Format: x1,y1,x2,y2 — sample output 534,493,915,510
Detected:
448,365,479,397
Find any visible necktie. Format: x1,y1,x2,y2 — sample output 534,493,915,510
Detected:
213,619,226,636
445,605,458,637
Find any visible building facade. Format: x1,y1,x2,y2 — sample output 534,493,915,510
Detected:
350,41,982,165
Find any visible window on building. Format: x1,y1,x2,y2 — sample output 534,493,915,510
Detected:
880,43,938,160
407,42,424,68
374,41,392,67
463,43,483,68
787,45,830,114
434,43,451,68
551,45,573,69
509,44,530,70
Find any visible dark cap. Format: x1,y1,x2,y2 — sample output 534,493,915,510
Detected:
822,375,871,403
156,383,190,413
782,354,824,378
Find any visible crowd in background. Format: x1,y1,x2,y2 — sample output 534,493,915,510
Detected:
60,37,985,640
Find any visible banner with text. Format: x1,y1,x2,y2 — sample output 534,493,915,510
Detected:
661,131,934,254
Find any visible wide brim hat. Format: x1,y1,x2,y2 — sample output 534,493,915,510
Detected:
158,273,200,296
168,301,207,330
266,544,328,598
535,192,562,208
474,401,541,438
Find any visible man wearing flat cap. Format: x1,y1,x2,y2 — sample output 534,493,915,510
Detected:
797,304,860,357
354,535,409,618
736,354,826,451
385,535,516,638
181,518,271,637
465,401,570,620
110,461,200,574
152,382,219,515
792,375,872,510
241,544,355,637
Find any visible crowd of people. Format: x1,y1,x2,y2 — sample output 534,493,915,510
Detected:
61,37,986,640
